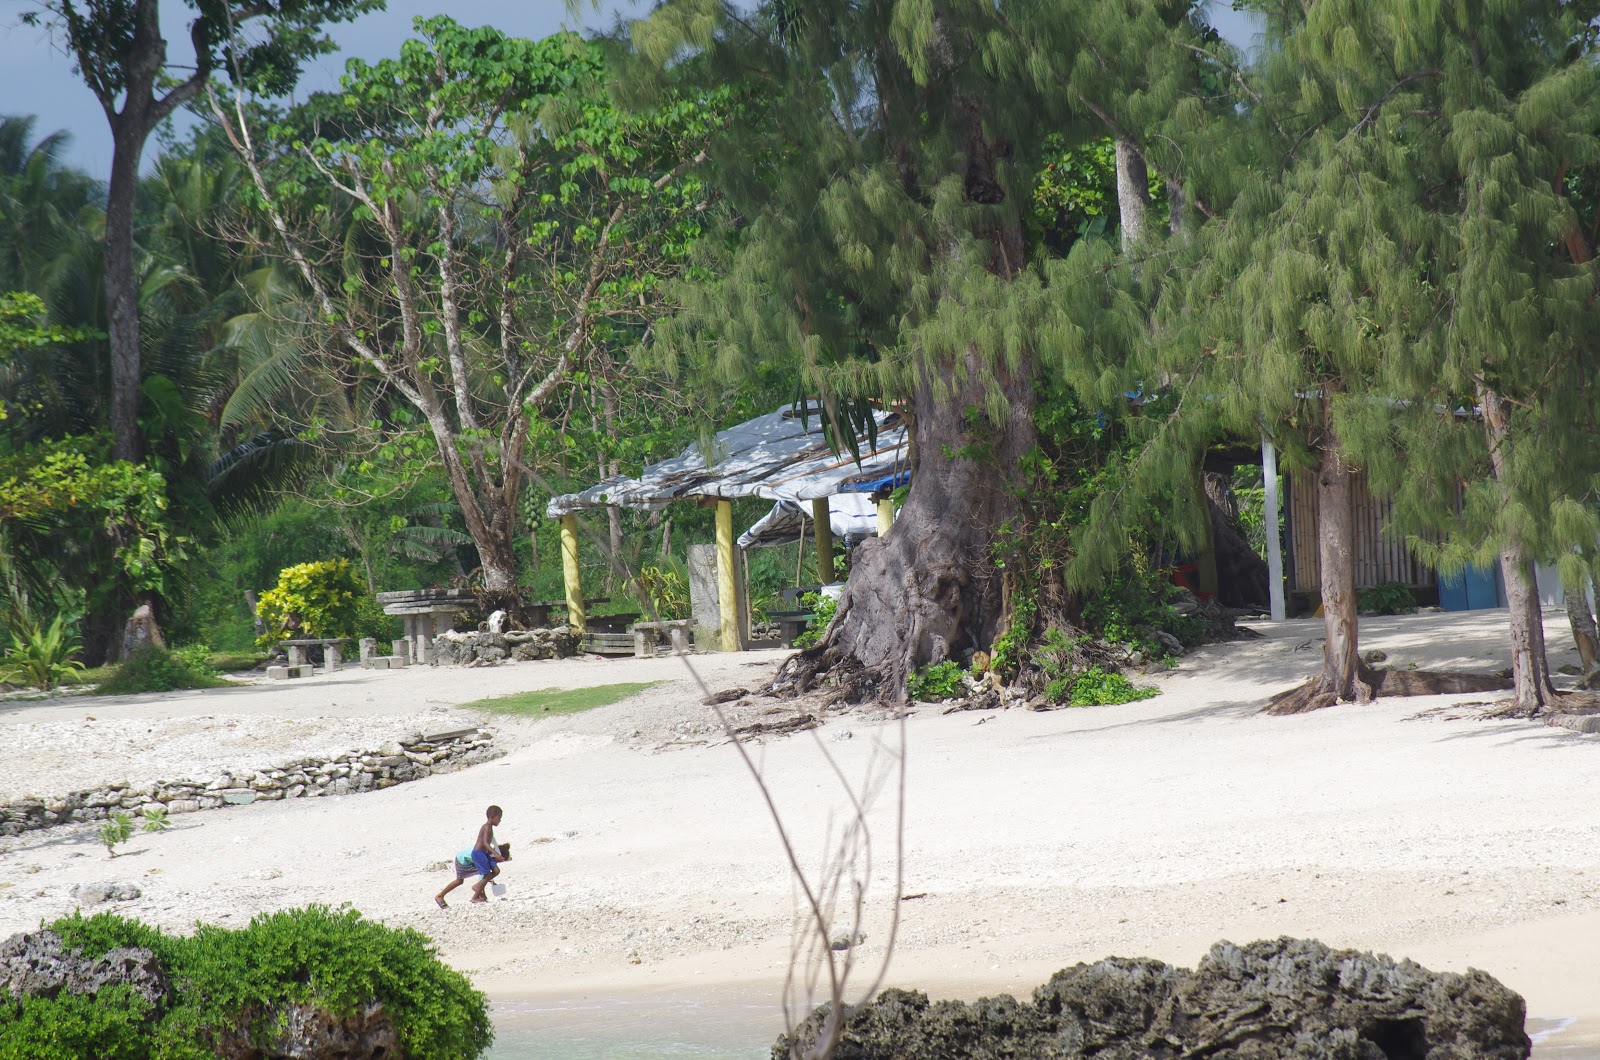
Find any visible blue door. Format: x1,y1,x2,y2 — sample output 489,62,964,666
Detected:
1438,564,1504,610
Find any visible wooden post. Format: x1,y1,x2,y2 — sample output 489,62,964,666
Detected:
810,497,835,583
560,513,585,633
1263,438,1286,621
716,499,740,651
876,496,895,537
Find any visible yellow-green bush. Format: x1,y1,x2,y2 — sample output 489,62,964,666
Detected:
254,560,385,650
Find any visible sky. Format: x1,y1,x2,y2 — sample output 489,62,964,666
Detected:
0,0,1261,179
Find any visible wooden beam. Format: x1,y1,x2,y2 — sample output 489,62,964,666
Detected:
811,497,835,583
715,500,741,650
560,513,585,633
1263,438,1286,621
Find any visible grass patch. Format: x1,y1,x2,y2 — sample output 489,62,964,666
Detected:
460,682,660,717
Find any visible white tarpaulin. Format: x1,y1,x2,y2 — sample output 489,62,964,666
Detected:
546,404,908,517
737,493,879,550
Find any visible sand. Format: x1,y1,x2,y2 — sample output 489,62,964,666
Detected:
2,609,1598,1052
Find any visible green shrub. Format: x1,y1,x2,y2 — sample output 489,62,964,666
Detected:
907,659,967,701
1064,667,1160,707
0,614,85,691
93,647,230,696
1357,580,1416,615
170,644,219,679
1081,570,1204,658
792,591,838,649
633,560,690,621
254,559,378,650
0,984,155,1060
13,907,493,1060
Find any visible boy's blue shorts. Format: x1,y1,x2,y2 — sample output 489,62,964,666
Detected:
454,850,494,880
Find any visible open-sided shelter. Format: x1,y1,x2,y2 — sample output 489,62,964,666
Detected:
546,404,909,648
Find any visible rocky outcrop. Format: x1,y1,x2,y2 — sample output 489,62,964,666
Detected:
431,627,581,665
0,930,169,1010
211,999,400,1059
776,937,1530,1059
1,728,500,837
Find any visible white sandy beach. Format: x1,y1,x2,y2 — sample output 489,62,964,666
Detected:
2,609,1599,1054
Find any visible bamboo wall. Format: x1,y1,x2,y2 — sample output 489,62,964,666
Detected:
1286,469,1437,593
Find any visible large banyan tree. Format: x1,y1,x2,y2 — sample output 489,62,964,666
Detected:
637,0,1220,699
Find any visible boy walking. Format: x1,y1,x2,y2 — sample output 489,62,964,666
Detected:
435,804,506,908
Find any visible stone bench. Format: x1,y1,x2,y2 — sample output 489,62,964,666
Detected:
766,611,815,648
631,619,692,657
268,638,352,678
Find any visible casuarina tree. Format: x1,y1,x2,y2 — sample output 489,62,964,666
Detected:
636,0,1232,701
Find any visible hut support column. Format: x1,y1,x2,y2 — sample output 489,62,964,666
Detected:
811,498,835,583
716,500,740,650
1263,438,1286,621
560,513,585,633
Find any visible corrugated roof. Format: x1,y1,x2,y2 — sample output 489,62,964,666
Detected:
546,404,909,517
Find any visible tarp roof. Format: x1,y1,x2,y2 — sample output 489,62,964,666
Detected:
546,404,909,517
738,493,878,550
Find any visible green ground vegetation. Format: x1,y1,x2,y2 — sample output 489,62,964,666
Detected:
459,682,662,717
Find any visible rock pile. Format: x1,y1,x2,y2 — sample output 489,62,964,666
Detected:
431,627,581,665
0,728,498,837
777,937,1531,1059
0,930,168,1009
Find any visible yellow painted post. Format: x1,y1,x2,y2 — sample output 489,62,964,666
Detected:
876,496,895,537
560,513,585,633
715,499,740,651
810,497,835,584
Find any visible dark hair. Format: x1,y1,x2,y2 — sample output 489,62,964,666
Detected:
486,805,502,819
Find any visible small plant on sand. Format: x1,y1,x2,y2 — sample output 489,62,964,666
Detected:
98,808,170,857
1055,666,1160,707
97,813,134,857
907,660,967,701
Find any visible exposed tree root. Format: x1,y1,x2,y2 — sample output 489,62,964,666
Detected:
1484,689,1600,721
1265,664,1514,716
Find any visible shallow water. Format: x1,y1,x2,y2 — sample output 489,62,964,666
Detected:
485,1002,1597,1059
486,997,771,1060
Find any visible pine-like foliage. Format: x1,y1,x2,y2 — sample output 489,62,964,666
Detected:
634,0,1235,697
1091,0,1600,711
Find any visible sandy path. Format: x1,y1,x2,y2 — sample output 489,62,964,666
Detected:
2,610,1598,1050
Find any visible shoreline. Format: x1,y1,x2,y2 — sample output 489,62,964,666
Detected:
4,609,1598,1055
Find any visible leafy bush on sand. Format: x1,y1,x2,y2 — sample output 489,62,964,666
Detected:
1,907,492,1060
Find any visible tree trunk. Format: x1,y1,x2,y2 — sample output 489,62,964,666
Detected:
105,124,146,464
1203,471,1270,610
1480,385,1559,714
1566,573,1599,673
1267,418,1374,714
477,532,519,593
1115,137,1150,252
773,351,1035,702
